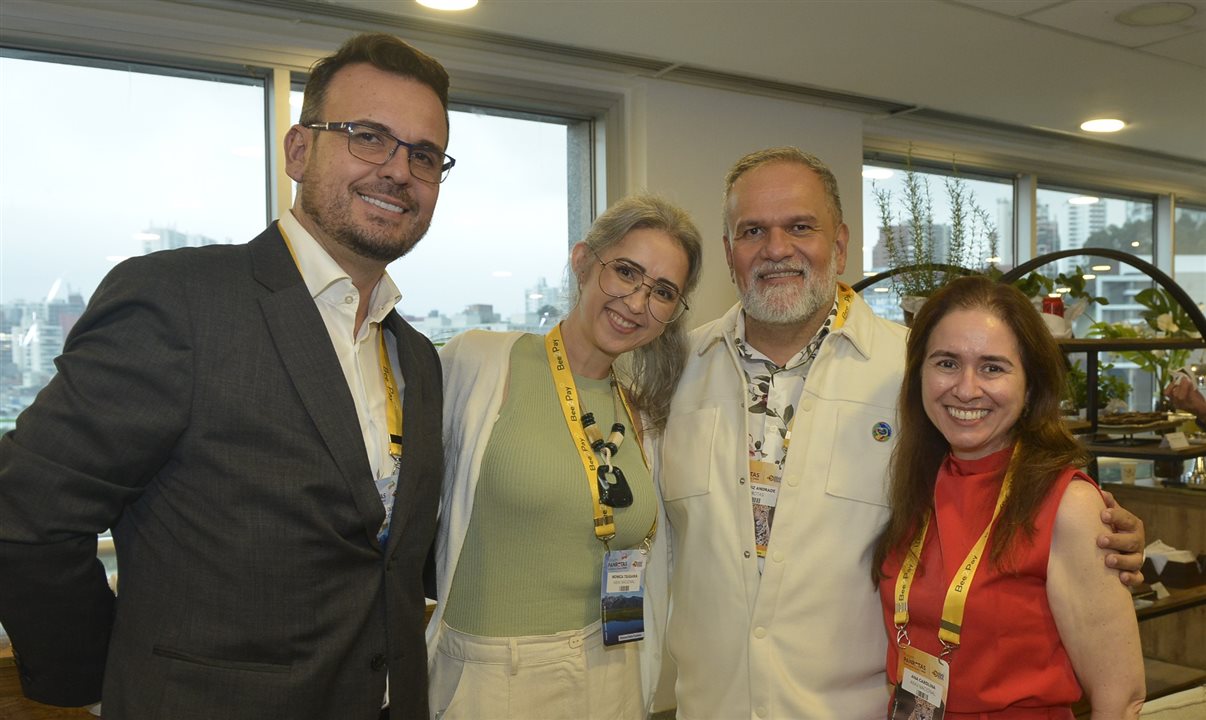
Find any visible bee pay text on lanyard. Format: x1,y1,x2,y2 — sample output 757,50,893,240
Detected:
887,448,1016,719
546,324,655,646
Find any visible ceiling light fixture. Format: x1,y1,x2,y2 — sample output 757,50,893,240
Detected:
1116,2,1196,27
1080,118,1126,133
1068,196,1100,205
417,0,478,10
1091,264,1112,272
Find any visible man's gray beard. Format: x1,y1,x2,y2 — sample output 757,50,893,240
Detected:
740,254,838,325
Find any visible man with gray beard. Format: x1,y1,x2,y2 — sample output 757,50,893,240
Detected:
657,147,1146,719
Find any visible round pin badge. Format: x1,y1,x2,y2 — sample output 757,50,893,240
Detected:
872,421,892,442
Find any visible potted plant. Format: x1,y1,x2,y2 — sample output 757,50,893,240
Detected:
872,155,999,322
1088,286,1202,406
1064,359,1130,415
1011,266,1109,336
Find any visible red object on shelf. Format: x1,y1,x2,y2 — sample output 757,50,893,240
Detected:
1042,295,1064,317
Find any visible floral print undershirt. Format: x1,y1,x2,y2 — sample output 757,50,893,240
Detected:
732,295,839,572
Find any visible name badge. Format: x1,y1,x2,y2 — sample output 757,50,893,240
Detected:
750,460,780,557
889,646,950,720
600,548,646,646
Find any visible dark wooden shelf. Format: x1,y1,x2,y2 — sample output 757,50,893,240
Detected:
1082,437,1206,462
1136,584,1206,622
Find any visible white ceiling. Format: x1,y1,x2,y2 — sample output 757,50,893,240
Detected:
317,0,1206,167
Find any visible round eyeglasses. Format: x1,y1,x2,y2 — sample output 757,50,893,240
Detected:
592,250,689,324
304,122,455,184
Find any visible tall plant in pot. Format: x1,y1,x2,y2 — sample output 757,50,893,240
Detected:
873,156,999,322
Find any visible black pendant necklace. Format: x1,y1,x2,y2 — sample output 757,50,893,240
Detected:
580,372,633,508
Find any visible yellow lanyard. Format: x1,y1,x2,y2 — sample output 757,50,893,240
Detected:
893,446,1016,653
761,286,855,450
280,224,402,461
379,337,403,459
545,324,649,543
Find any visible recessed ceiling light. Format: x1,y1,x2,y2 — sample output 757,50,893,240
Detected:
417,0,478,9
1068,196,1100,205
1116,2,1195,27
1131,241,1141,247
862,167,894,180
1080,118,1126,133
873,287,889,293
1082,274,1097,281
1091,264,1112,272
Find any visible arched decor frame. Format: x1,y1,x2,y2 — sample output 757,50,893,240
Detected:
997,247,1206,338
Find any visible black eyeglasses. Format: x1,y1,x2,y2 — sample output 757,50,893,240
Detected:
304,122,456,184
591,248,689,324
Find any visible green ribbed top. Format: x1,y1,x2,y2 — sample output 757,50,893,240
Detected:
442,333,657,636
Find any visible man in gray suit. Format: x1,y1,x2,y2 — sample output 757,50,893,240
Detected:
0,33,450,719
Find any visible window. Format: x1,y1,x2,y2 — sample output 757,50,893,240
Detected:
860,162,1014,322
0,51,270,646
1175,204,1206,316
1032,187,1155,328
1174,203,1206,372
1,52,269,432
289,89,581,345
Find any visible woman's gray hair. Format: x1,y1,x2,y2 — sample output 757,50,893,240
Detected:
567,193,704,433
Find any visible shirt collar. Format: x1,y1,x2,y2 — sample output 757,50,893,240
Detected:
730,291,840,371
278,211,403,324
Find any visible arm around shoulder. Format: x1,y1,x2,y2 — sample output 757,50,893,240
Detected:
1047,480,1145,720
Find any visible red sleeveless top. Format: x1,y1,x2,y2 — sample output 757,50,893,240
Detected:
878,446,1093,719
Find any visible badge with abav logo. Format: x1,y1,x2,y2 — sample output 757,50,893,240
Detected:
872,421,892,443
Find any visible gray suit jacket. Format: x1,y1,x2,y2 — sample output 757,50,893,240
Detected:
0,224,442,719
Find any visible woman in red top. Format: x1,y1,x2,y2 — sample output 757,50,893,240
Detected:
873,277,1145,719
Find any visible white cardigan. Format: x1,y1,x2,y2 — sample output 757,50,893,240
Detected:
425,329,671,714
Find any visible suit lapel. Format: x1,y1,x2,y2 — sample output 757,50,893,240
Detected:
382,311,428,558
250,226,387,549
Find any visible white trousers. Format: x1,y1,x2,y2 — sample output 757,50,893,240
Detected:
430,620,644,720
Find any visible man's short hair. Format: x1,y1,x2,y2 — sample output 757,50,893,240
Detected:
722,147,844,231
299,33,450,129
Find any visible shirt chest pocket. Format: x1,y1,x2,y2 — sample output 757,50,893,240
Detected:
817,405,895,507
659,406,719,501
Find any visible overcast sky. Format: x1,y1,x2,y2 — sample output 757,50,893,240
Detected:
0,56,569,320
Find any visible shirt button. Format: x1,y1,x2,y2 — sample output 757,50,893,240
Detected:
739,477,746,485
787,476,799,487
753,626,767,639
800,397,814,412
345,295,355,304
743,550,751,559
370,653,387,671
755,706,768,718
773,551,784,563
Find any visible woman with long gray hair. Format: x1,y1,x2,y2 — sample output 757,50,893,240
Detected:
426,193,703,719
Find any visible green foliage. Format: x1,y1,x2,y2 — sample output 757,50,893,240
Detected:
1010,266,1108,310
1175,211,1206,253
873,152,999,298
1065,360,1130,409
1088,286,1201,393
1084,218,1152,255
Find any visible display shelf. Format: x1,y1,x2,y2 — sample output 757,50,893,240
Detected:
1136,584,1206,622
